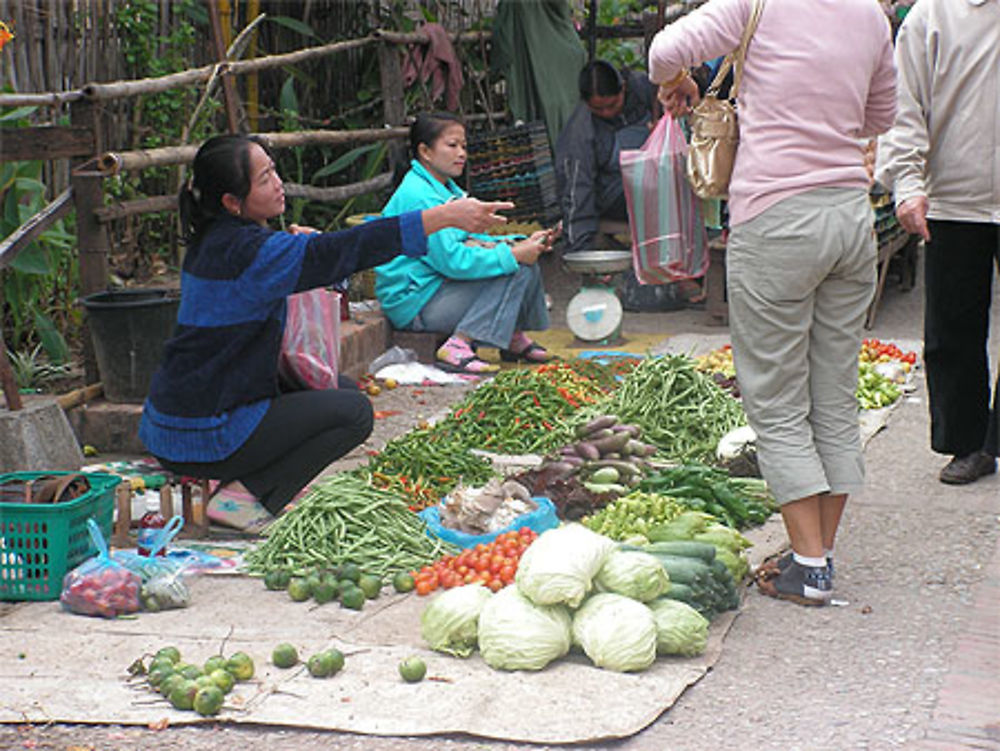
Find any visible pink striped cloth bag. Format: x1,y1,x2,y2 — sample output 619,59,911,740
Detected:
278,288,341,390
620,114,709,284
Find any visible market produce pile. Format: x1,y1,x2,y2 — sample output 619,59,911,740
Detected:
234,342,918,675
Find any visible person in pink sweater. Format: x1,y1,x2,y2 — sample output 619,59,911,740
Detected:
649,0,896,606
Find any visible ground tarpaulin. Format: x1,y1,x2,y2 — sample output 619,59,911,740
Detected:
0,518,785,744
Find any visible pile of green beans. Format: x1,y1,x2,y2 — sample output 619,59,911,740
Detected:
243,473,456,578
587,354,747,464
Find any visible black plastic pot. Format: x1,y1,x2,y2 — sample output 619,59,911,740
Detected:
82,288,179,404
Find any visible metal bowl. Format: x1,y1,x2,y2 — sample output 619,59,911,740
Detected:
562,249,633,274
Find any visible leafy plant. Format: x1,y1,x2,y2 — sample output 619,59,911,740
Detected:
7,344,71,391
0,105,76,361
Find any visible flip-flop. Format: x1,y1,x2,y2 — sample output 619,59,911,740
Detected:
435,353,499,374
499,341,555,363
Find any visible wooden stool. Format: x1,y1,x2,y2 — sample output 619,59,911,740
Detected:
704,236,729,326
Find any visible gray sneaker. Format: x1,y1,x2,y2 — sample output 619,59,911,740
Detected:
939,451,997,485
758,559,832,606
761,551,834,580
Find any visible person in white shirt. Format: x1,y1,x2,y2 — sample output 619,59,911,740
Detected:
876,0,1000,486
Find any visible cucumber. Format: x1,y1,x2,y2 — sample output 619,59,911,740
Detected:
589,466,620,484
658,584,695,604
650,554,712,585
644,540,717,563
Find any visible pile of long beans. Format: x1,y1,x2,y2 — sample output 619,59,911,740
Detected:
243,473,456,578
586,354,747,463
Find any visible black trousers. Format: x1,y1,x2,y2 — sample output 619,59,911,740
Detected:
158,376,373,514
923,220,1000,457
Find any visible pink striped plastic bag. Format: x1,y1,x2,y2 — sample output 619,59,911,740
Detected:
278,288,341,390
620,114,709,284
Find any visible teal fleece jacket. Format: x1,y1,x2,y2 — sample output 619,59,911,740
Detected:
375,160,521,329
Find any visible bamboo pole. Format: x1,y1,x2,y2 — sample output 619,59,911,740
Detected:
208,0,241,133
284,173,393,202
0,188,74,270
97,127,407,175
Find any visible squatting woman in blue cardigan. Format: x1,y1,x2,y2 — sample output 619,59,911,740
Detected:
139,134,511,531
376,112,556,374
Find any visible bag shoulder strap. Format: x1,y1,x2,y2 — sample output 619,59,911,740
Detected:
706,0,766,99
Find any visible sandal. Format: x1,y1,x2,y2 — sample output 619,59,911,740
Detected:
206,482,274,534
500,332,554,363
756,558,832,606
436,336,499,374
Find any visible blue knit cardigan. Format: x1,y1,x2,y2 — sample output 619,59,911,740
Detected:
139,211,426,462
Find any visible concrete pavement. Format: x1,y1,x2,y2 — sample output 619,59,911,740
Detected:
2,250,999,750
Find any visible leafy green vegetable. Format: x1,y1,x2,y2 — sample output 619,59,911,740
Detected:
571,593,658,672
477,586,571,671
595,550,671,602
420,584,493,658
648,598,710,657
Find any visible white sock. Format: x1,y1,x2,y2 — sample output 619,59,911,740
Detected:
824,548,834,562
793,552,828,569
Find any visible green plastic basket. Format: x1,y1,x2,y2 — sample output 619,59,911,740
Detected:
0,471,120,601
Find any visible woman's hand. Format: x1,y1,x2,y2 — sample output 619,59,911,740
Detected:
511,231,550,265
658,73,700,118
422,198,515,236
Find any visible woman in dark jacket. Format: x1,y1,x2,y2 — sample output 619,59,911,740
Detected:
139,134,510,531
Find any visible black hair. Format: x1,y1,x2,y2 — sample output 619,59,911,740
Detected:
579,60,623,100
409,111,465,160
178,134,274,245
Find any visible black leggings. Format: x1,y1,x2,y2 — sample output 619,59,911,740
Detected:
158,376,373,514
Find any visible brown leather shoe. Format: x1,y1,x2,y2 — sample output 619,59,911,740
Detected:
939,451,997,485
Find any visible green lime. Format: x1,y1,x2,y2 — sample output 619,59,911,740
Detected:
338,563,361,583
357,574,382,599
391,572,415,593
313,579,338,605
203,655,227,675
147,666,173,688
287,577,311,602
178,663,203,680
169,679,199,711
155,646,182,664
272,642,299,669
193,684,224,716
209,668,235,694
195,674,216,690
307,652,335,678
264,568,291,591
305,573,322,596
325,648,345,674
398,656,427,683
149,656,176,675
159,673,186,697
226,652,255,681
339,586,365,611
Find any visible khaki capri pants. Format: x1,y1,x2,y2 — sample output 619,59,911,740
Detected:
726,187,877,505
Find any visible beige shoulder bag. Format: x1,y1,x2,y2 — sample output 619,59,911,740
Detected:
686,0,765,200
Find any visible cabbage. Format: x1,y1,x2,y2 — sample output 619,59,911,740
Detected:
648,598,710,657
571,593,657,672
595,549,671,602
515,523,616,608
420,584,493,657
477,585,572,671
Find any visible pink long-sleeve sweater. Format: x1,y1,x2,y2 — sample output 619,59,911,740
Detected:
648,0,897,226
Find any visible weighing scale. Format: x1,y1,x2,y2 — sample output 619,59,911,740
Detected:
563,250,633,345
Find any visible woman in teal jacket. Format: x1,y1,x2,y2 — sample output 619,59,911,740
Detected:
377,112,555,374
